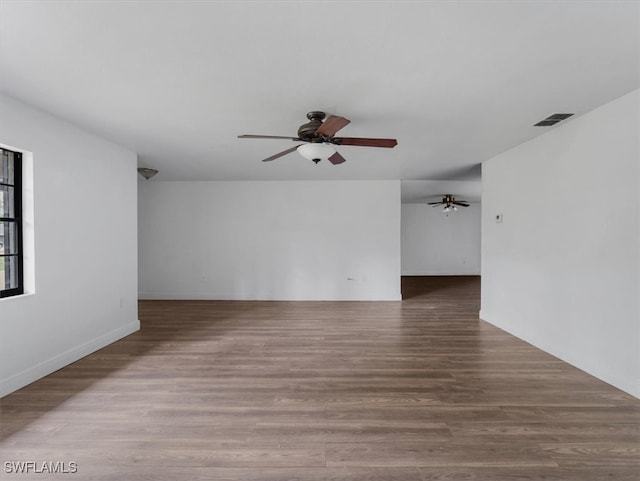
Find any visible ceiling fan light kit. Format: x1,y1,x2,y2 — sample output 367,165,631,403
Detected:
238,111,397,164
297,143,336,164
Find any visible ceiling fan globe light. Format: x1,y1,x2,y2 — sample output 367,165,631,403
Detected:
298,143,336,162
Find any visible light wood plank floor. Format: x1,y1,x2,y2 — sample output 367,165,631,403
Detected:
1,276,638,480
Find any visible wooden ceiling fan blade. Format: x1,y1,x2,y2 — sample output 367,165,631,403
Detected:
315,115,350,136
334,137,398,148
328,151,346,165
262,145,300,162
427,202,443,205
238,134,300,140
453,201,470,206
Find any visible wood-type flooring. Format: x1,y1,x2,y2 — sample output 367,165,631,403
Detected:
1,276,638,480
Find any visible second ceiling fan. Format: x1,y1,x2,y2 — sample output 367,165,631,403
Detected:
238,111,397,164
428,195,470,212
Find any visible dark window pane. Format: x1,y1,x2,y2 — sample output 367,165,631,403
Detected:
0,185,15,218
1,150,14,185
0,222,18,255
1,255,18,290
0,147,21,297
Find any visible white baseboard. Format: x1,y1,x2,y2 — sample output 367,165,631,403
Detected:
138,293,402,301
0,320,140,397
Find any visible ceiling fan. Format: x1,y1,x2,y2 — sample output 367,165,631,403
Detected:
238,111,397,164
428,194,470,212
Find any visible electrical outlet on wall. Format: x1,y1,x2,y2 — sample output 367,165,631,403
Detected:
495,214,503,223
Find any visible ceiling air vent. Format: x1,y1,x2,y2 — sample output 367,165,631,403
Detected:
534,113,574,127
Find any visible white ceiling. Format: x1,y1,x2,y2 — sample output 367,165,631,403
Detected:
1,1,638,201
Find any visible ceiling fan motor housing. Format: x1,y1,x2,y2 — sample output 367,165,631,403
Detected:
297,111,327,141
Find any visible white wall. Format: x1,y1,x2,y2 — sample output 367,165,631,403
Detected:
481,89,639,397
0,94,139,397
138,180,401,301
401,203,481,275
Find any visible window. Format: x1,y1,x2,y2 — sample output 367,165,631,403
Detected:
1,148,23,298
